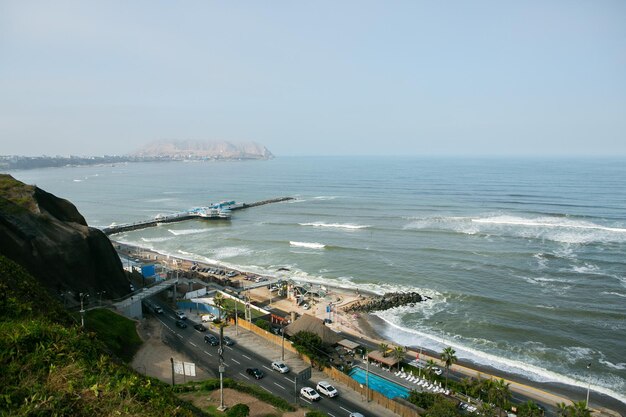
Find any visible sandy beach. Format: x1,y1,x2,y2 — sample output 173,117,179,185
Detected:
117,242,625,417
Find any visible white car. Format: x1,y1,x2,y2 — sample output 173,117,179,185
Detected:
300,387,321,401
316,381,338,398
349,413,365,417
175,311,187,320
271,361,290,373
201,314,215,322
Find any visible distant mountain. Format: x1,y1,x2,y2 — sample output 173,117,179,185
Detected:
132,140,274,160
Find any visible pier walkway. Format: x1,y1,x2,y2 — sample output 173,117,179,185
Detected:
102,196,293,235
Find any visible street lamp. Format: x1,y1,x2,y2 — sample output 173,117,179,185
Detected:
79,293,89,328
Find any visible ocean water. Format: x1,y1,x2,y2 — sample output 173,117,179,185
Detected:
9,157,626,405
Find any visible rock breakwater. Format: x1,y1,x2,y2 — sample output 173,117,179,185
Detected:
343,291,430,313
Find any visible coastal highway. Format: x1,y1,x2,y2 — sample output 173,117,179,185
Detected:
152,303,376,417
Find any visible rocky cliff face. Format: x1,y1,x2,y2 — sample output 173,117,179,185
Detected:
0,174,129,299
133,140,274,160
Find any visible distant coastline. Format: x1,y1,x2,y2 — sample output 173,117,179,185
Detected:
0,154,270,171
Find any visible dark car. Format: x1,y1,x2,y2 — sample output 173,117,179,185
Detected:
204,334,219,346
193,323,206,332
222,336,235,346
175,320,187,329
246,368,264,379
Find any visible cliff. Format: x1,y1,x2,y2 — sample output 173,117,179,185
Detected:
132,139,274,160
0,174,130,300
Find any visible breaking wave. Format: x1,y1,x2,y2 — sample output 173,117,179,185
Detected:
289,241,325,249
404,214,626,244
299,222,369,230
167,228,211,236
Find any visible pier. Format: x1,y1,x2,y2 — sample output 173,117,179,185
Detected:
102,196,293,235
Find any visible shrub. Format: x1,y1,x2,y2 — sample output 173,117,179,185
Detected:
226,403,250,417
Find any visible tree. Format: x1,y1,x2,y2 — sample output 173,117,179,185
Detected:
393,346,405,370
492,378,512,411
440,346,457,388
517,400,544,417
557,402,571,417
425,359,437,379
226,403,250,417
424,396,461,417
379,342,389,357
570,401,591,417
213,292,225,320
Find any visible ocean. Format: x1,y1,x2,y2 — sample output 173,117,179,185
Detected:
9,156,626,405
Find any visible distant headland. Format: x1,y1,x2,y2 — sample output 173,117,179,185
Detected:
1,140,274,170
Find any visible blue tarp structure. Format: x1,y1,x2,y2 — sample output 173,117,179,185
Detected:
141,264,156,277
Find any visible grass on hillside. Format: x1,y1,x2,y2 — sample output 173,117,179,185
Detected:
0,254,208,416
84,308,143,362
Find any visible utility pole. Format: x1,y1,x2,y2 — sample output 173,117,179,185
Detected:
281,320,285,361
234,297,239,335
217,325,226,411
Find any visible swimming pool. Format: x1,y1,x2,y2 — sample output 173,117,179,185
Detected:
349,367,410,399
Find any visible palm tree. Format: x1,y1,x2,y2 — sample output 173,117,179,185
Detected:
518,400,543,417
378,342,389,357
440,346,457,388
392,346,405,371
556,402,570,417
570,401,591,417
213,292,225,321
425,359,437,379
492,378,512,413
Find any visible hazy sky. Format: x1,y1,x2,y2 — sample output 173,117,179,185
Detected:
1,1,625,157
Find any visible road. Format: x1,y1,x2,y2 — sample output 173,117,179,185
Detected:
153,301,376,417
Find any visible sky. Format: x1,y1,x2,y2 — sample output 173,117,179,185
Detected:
1,1,625,157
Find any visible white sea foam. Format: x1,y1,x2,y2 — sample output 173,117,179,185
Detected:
73,179,83,182
168,228,211,236
290,241,326,249
300,222,369,230
601,291,626,298
533,253,548,269
210,246,254,259
571,263,601,274
562,346,595,364
141,237,173,243
372,315,626,405
599,359,626,370
313,196,338,200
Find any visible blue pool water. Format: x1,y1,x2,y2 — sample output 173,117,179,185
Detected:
349,367,410,399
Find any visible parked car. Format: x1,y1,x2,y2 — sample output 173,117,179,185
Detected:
175,320,187,329
193,323,206,332
223,336,235,346
204,334,219,346
300,387,321,401
316,381,338,397
201,314,215,322
176,311,187,320
302,303,310,310
246,368,264,379
271,361,290,373
433,367,443,376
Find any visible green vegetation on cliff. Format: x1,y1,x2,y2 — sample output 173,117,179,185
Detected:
0,254,208,417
